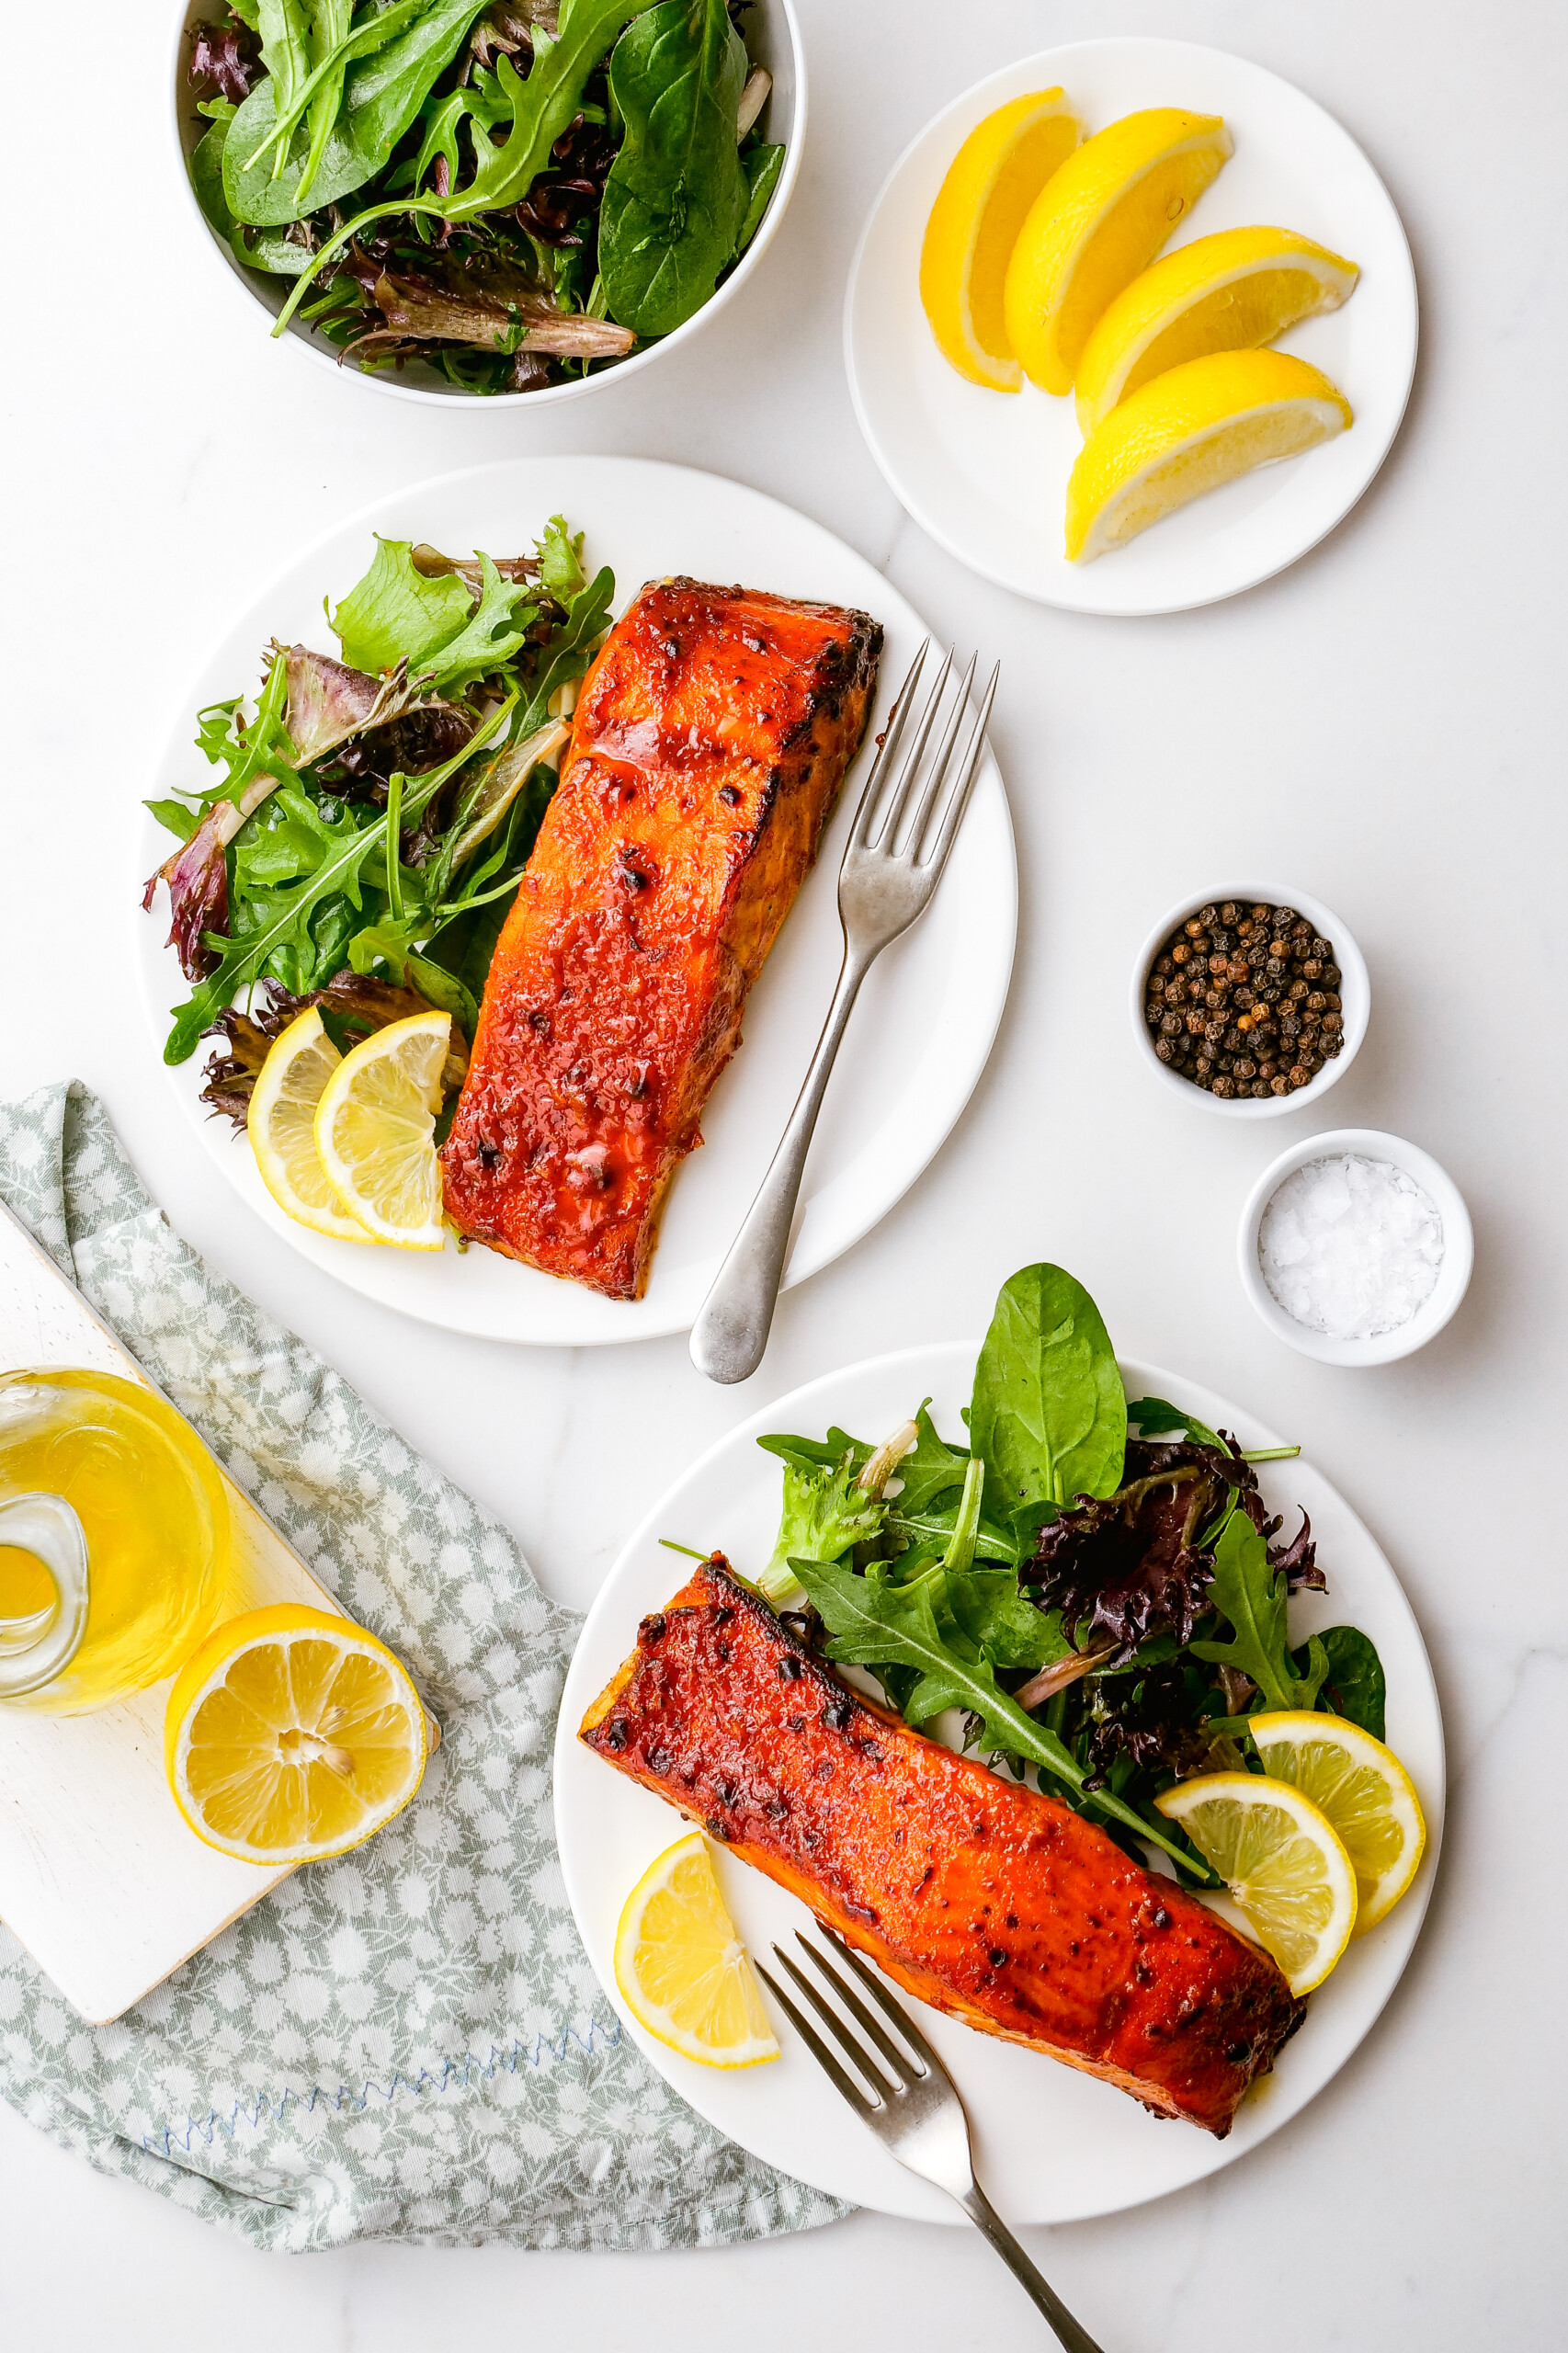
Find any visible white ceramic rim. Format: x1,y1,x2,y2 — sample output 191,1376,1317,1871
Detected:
842,35,1420,616
169,0,807,407
554,1338,1446,2222
1129,881,1369,1118
1238,1126,1475,1365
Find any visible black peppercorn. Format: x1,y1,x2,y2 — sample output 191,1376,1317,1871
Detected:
1145,901,1343,1102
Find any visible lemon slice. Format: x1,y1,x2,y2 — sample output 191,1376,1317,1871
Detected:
1065,347,1352,561
1249,1711,1426,1933
1157,1770,1358,1995
614,1833,779,2068
313,1010,450,1250
920,89,1082,391
1074,225,1360,432
246,1006,369,1243
165,1604,428,1864
1003,108,1233,394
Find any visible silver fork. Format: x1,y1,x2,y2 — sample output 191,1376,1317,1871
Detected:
755,1931,1108,2352
689,642,999,1383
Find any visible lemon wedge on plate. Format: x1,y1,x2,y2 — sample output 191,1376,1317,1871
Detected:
1065,347,1352,561
247,1006,369,1243
1003,108,1233,394
920,89,1082,391
614,1833,779,2067
1157,1770,1358,1995
1074,225,1360,432
313,1009,451,1249
165,1604,428,1864
1249,1711,1426,1933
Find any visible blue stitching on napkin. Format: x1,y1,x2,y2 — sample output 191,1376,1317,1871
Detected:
141,2016,621,2160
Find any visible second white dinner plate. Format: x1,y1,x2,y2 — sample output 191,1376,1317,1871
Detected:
846,39,1418,615
556,1342,1444,2223
134,458,1016,1347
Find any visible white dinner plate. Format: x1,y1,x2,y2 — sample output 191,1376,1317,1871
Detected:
555,1342,1444,2222
845,39,1418,615
134,459,1016,1346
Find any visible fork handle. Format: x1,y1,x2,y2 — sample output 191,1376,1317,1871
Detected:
689,942,870,1383
959,2184,1108,2353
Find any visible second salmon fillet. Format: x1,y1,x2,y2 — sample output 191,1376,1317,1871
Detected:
442,577,881,1297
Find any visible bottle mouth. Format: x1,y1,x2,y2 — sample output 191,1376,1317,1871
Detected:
0,1494,90,1699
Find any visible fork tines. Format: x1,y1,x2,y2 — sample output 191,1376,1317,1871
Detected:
853,641,1001,869
754,1929,947,2114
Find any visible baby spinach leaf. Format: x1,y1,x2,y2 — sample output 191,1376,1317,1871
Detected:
190,104,240,233
736,140,784,253
887,1402,970,1515
790,1553,1196,1871
598,0,748,335
969,1264,1127,1533
1190,1503,1329,1712
1303,1624,1387,1738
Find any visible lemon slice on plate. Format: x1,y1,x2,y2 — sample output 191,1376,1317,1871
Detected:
1065,348,1352,561
1249,1711,1426,1933
919,89,1082,391
1074,225,1360,432
165,1604,428,1864
313,1010,450,1249
1003,107,1234,394
1157,1770,1358,1995
614,1833,779,2068
247,1006,369,1243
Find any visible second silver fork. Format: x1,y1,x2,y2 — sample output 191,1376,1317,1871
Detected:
689,641,999,1384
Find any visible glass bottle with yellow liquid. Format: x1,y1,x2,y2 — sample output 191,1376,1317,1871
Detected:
0,1370,228,1711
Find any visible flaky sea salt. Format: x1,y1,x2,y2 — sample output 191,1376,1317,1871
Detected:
1258,1154,1444,1339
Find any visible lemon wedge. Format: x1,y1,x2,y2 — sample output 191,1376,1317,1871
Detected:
1249,1711,1426,1934
1003,108,1233,394
920,89,1082,391
313,1010,450,1249
1074,225,1360,432
246,1006,369,1243
614,1833,779,2068
165,1604,428,1864
1065,347,1352,561
1157,1770,1358,1995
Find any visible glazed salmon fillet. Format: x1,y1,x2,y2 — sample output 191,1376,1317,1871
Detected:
441,578,882,1297
581,1561,1304,2135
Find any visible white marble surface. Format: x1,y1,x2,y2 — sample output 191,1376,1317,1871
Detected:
4,1,1564,2344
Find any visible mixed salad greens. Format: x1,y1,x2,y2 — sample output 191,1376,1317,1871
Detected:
142,517,613,1108
740,1263,1386,1885
186,0,785,392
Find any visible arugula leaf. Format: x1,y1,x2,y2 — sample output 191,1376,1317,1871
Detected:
1190,1503,1329,1712
414,554,540,694
756,1426,872,1475
885,1498,1015,1570
599,0,750,335
969,1264,1127,1531
1304,1625,1387,1738
887,1402,970,1514
1124,1394,1225,1454
146,798,201,844
790,1553,1198,1871
757,1455,886,1605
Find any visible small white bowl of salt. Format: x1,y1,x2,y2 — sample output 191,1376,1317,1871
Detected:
1239,1128,1473,1365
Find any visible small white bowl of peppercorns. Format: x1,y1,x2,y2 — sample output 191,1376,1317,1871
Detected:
1131,885,1370,1116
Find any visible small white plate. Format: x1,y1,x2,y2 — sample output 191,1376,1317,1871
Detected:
134,458,1016,1348
845,38,1418,615
555,1341,1444,2222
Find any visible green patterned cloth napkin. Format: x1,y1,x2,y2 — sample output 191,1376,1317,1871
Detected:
0,1084,844,2253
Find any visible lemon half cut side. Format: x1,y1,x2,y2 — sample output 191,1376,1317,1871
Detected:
1003,107,1234,395
1157,1770,1358,1995
1074,224,1360,433
313,1009,451,1249
247,1006,369,1242
1065,347,1353,562
920,89,1083,391
165,1604,428,1865
1249,1711,1426,1933
614,1833,779,2068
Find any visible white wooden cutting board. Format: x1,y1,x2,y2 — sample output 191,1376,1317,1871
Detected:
0,1199,338,2022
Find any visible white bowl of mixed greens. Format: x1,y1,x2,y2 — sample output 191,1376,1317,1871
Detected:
173,0,804,404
